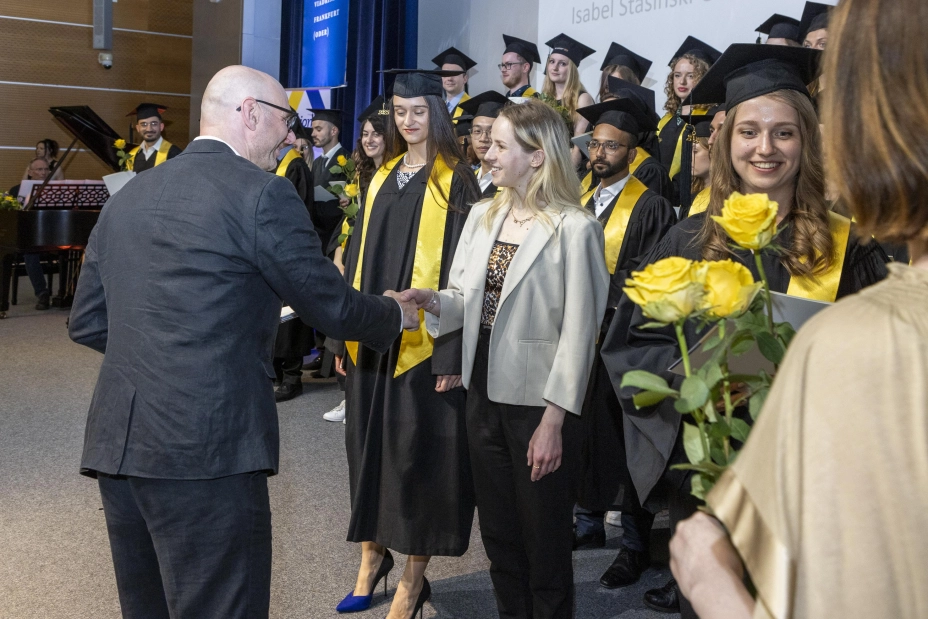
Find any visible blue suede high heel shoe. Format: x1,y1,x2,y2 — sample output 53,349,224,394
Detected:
335,549,395,613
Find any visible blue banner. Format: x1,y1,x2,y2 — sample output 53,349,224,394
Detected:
301,0,350,88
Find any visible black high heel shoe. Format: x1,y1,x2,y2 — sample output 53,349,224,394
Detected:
335,549,395,613
386,576,430,619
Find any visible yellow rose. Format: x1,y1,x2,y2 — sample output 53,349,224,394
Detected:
711,192,778,250
114,139,126,150
624,257,707,323
699,260,762,319
344,183,359,198
336,155,348,167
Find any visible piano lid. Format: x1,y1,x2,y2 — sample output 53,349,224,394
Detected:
49,106,125,173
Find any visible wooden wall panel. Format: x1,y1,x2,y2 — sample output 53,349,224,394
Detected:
0,0,193,36
190,0,244,140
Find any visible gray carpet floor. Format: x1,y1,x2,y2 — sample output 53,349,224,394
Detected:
0,289,673,619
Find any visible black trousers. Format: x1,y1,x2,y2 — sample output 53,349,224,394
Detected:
97,472,272,619
273,356,303,384
467,328,581,619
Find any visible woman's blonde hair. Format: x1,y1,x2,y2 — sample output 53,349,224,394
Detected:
482,99,585,230
542,56,586,118
663,54,711,115
698,89,835,277
822,0,928,244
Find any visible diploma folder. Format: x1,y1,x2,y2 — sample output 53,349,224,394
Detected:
669,291,831,376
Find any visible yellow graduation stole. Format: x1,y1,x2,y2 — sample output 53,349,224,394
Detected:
581,170,594,193
688,187,711,217
275,148,301,176
523,87,537,97
345,154,453,377
581,175,649,275
451,92,471,121
658,110,706,180
785,212,851,302
128,139,174,170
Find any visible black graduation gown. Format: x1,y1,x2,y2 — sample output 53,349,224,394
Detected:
633,156,673,204
656,112,684,173
599,212,890,510
274,156,316,359
132,143,182,173
342,166,477,556
310,144,349,255
577,182,676,511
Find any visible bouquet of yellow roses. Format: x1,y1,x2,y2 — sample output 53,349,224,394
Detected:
327,154,360,244
114,139,133,171
620,193,793,499
0,192,22,211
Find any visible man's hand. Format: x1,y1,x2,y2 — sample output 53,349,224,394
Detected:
383,290,421,331
435,375,462,392
400,288,440,315
334,354,347,377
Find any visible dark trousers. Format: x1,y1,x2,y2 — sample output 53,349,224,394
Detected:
97,472,272,619
467,328,580,619
24,253,48,296
273,356,303,384
574,505,654,553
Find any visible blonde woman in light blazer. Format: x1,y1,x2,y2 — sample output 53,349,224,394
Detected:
403,99,609,619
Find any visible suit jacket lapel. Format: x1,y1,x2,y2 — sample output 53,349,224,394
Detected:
498,212,562,309
468,208,507,292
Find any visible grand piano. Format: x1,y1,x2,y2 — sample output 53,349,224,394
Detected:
0,106,124,318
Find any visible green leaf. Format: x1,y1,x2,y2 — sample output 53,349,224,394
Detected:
690,473,708,500
336,233,348,244
343,201,359,218
756,331,785,364
675,398,700,414
639,321,669,330
731,418,751,442
633,390,672,409
749,387,769,420
701,362,723,390
776,321,797,348
328,165,343,175
707,419,731,440
620,370,676,395
682,421,707,464
730,331,755,355
679,375,710,410
710,445,729,466
701,332,723,352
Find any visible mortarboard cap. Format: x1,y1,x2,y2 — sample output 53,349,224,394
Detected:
688,44,822,110
756,14,802,43
799,2,831,38
431,46,476,72
309,108,343,127
605,77,659,125
381,69,461,98
455,115,474,137
457,90,509,119
292,120,311,141
670,36,722,67
578,97,657,135
357,96,389,123
503,34,541,65
684,107,722,139
545,33,596,67
128,103,167,120
600,42,652,83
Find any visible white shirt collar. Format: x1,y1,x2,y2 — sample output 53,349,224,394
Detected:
323,143,342,162
141,136,163,158
476,166,494,191
193,135,243,157
593,174,631,219
446,91,465,112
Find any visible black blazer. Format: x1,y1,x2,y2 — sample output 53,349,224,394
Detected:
310,144,348,253
69,138,400,479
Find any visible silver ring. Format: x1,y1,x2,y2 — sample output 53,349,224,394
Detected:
532,465,541,469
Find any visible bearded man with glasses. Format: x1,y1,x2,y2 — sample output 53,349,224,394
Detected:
126,103,183,173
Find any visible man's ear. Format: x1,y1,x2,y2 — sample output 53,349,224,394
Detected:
241,99,260,131
627,146,637,166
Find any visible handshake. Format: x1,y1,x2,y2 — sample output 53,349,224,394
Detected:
383,288,440,331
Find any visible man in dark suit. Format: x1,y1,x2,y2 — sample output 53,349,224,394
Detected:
68,65,419,619
308,108,347,253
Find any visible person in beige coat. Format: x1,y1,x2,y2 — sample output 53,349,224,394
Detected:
403,98,609,619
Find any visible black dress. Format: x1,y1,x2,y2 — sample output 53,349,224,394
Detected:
599,212,890,510
342,165,478,556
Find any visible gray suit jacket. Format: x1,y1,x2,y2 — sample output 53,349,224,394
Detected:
427,201,609,415
69,138,400,479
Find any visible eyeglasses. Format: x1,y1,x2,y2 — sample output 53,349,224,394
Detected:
137,121,162,129
470,128,492,139
588,140,630,154
497,62,526,71
236,99,300,133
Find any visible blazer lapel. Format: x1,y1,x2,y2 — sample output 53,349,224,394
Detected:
497,212,563,309
468,208,507,291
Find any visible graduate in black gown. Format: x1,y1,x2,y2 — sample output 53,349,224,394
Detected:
126,103,182,173
338,70,480,619
600,45,889,616
571,98,676,577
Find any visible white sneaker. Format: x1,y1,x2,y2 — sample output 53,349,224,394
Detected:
605,511,623,527
323,400,346,422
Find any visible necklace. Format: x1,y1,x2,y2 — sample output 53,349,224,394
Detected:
511,210,535,227
403,153,426,168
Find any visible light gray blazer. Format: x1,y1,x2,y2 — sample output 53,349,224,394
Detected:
426,200,609,415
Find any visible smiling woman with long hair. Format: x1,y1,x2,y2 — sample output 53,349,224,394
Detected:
337,70,480,619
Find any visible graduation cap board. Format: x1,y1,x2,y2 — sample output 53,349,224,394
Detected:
503,34,541,65
457,91,509,119
128,103,167,120
308,108,343,127
669,36,722,67
578,97,658,135
687,44,822,110
606,76,658,121
670,291,830,376
545,33,596,67
799,2,831,38
601,42,652,83
756,14,802,44
455,114,474,137
381,69,463,98
357,96,389,123
431,47,476,72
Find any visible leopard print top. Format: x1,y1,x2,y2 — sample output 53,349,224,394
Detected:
481,241,519,327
